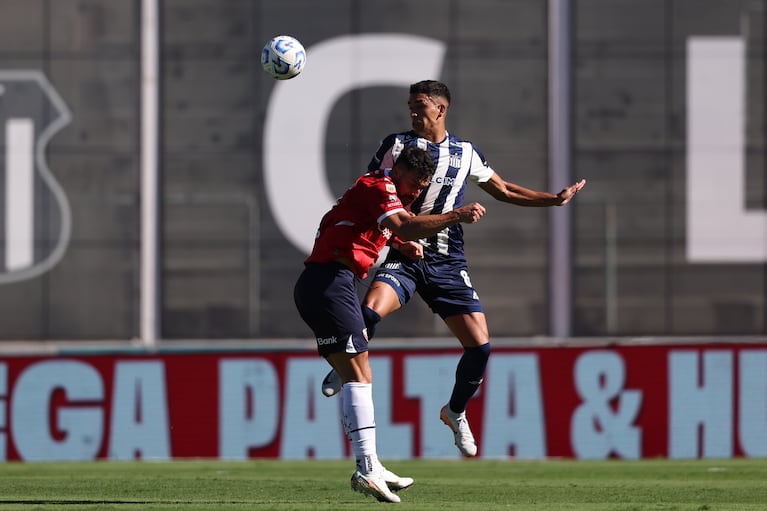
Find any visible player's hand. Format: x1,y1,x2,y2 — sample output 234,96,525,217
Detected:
556,179,586,205
397,241,424,260
456,202,486,224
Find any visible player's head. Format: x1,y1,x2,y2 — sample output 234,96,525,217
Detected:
390,146,436,206
410,80,451,105
408,80,450,139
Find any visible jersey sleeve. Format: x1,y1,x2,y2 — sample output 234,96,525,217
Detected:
467,143,495,183
368,133,397,172
364,179,406,224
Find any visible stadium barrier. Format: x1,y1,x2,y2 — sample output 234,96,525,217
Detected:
1,338,766,461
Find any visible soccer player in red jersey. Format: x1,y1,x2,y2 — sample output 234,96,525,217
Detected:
294,146,485,503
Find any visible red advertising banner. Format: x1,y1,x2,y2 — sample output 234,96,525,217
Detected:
1,343,766,461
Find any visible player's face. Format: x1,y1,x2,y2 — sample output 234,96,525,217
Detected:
393,169,430,206
408,93,445,137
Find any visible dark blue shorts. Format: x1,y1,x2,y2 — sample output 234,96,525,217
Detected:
293,262,369,357
372,250,484,318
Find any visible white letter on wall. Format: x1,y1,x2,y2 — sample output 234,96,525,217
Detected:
669,350,733,458
0,363,6,461
571,351,641,459
109,361,171,460
280,358,344,459
219,359,279,459
12,360,104,461
686,37,766,262
739,350,767,457
405,355,463,458
481,354,546,458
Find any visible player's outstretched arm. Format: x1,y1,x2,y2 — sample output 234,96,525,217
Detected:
382,202,486,241
554,178,587,205
478,173,586,207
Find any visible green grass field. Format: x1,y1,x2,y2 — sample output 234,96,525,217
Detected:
1,458,766,510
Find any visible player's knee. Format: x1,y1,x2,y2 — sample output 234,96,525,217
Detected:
471,342,491,360
362,305,382,340
460,342,491,367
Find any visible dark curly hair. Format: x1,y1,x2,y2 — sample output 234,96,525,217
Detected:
395,146,437,182
409,80,451,105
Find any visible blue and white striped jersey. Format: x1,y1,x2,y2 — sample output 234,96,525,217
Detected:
368,131,495,258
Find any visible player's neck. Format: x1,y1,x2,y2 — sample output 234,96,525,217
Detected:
418,126,447,144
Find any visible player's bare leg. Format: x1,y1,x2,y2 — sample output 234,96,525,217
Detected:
326,351,372,384
363,281,403,320
443,312,489,349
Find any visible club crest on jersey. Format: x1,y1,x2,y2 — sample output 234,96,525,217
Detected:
0,71,72,284
449,153,462,168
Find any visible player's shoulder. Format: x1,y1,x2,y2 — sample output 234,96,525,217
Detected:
446,132,476,147
378,131,418,148
359,169,394,189
447,133,487,161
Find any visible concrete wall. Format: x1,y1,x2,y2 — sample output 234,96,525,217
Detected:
0,0,763,340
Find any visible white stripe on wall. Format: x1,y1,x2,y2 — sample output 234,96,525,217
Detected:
5,118,35,271
686,37,766,262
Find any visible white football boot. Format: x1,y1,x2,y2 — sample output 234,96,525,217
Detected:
321,369,342,397
351,470,401,503
382,468,414,492
440,405,478,457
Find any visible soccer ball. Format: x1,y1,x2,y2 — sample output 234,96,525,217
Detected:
261,35,306,80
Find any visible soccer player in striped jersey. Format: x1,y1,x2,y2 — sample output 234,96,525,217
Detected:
294,145,485,502
322,80,586,458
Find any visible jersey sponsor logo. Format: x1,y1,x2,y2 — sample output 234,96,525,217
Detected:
0,71,72,284
377,272,401,288
434,176,456,186
385,183,396,193
316,336,338,345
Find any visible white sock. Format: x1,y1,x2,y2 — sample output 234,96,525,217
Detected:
341,382,382,475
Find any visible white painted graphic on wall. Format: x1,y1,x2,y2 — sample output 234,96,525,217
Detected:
0,71,72,282
265,34,764,264
687,37,766,262
263,34,446,255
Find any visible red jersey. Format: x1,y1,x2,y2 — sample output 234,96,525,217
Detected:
305,170,405,278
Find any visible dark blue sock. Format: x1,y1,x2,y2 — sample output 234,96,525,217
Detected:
361,305,382,340
449,343,491,413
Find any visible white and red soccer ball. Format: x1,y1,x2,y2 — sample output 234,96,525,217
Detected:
261,35,306,80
